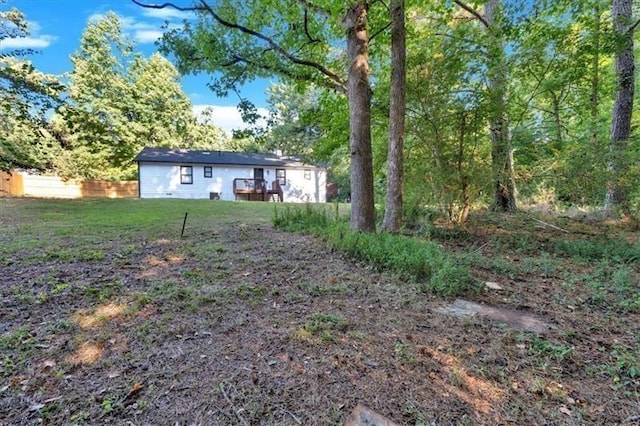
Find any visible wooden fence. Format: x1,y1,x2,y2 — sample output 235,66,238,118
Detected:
0,171,138,198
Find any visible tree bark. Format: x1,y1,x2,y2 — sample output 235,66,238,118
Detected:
591,0,601,146
604,0,634,212
346,2,376,232
485,0,517,212
381,0,406,233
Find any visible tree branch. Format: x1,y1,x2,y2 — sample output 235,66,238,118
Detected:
295,0,330,17
228,54,346,95
131,0,346,90
453,0,490,28
369,22,391,41
303,9,320,43
627,17,640,34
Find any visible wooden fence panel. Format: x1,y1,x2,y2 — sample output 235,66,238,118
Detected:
0,172,138,198
0,172,24,196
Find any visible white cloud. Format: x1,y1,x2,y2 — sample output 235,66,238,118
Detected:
193,105,268,136
87,12,107,23
0,35,56,49
28,21,42,33
142,8,194,20
134,29,163,43
88,13,167,45
0,20,56,51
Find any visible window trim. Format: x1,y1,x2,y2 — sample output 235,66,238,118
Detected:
180,166,193,184
204,166,212,178
276,168,286,186
304,169,311,180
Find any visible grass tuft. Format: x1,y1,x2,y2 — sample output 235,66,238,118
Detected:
273,205,477,296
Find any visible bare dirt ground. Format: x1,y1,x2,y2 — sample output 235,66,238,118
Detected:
1,207,640,425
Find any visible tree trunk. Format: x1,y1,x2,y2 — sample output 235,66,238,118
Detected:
457,113,470,223
381,0,406,233
591,0,601,147
345,2,376,232
485,0,517,212
604,0,634,212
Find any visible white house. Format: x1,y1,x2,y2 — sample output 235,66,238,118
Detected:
135,147,327,203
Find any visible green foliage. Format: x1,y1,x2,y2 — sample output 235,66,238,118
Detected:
528,336,574,362
551,238,640,263
394,342,416,365
301,312,348,342
0,47,65,171
263,83,321,157
273,205,476,296
606,345,640,395
399,5,492,219
55,13,226,180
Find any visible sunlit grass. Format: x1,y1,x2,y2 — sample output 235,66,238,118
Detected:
0,198,278,257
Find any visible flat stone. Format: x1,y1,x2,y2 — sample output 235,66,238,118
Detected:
344,403,399,426
484,281,503,290
434,299,556,333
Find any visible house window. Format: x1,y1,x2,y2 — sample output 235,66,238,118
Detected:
276,168,286,186
204,166,212,178
304,169,311,180
180,166,193,184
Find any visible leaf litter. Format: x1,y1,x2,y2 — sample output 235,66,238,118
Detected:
0,211,639,424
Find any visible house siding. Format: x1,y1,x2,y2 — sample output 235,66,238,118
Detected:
138,162,326,202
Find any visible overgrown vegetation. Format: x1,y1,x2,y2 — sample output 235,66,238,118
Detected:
273,204,477,296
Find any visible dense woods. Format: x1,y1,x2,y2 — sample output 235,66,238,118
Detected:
2,0,639,229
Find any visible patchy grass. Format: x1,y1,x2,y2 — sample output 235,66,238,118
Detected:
273,204,477,296
1,198,639,424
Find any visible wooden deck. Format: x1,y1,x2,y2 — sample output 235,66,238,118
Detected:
233,178,283,202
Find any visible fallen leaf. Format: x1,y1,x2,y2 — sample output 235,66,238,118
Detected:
123,382,144,403
559,405,572,416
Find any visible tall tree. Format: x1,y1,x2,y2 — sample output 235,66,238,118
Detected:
604,0,635,212
455,0,516,211
401,4,490,222
129,53,196,149
264,83,320,157
58,12,205,180
58,12,137,179
0,2,64,172
133,0,378,232
484,0,516,211
381,0,406,233
345,2,375,232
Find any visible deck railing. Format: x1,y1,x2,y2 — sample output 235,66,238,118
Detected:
233,178,282,201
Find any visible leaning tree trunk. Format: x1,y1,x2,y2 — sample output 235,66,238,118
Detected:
346,2,376,232
485,0,517,212
381,0,406,233
604,0,634,213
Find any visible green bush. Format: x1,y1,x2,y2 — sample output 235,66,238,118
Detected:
273,205,476,296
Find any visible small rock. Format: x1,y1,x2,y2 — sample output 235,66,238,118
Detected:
344,403,399,426
485,281,503,290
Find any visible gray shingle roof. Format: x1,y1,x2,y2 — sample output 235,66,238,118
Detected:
135,147,319,168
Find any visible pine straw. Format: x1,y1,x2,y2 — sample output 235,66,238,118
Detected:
1,220,638,425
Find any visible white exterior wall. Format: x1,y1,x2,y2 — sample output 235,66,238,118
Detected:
280,168,326,203
138,162,326,202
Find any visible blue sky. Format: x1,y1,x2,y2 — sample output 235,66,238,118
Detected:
0,0,271,133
